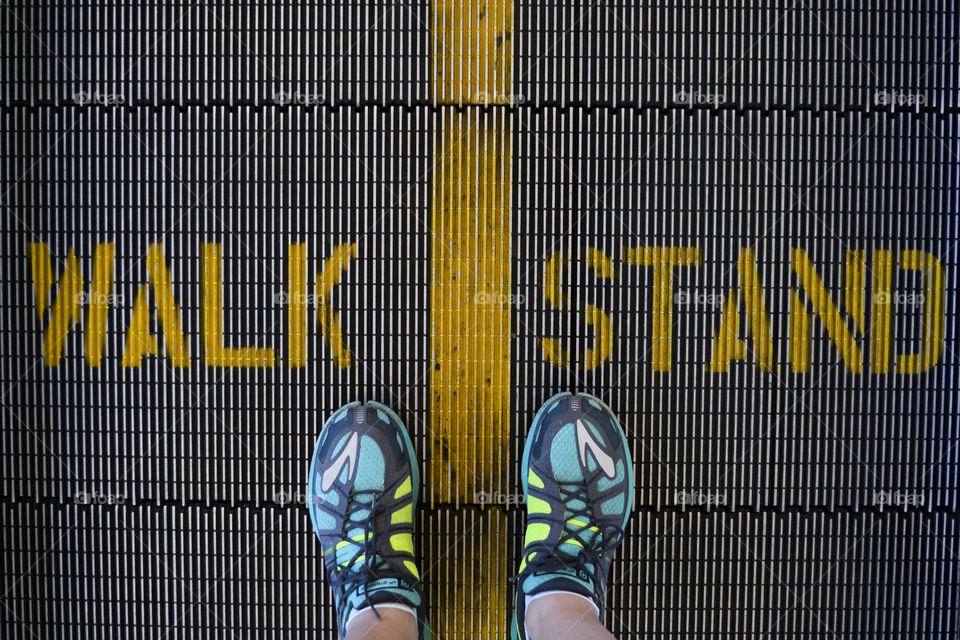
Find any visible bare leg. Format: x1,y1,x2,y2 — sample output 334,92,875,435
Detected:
525,593,615,640
343,606,418,640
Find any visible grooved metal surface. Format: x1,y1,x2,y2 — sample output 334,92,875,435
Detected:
3,1,960,639
4,3,958,109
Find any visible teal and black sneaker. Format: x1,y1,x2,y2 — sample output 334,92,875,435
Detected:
307,401,430,639
510,392,635,640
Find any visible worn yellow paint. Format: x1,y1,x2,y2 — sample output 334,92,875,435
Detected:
709,292,748,371
870,250,894,373
84,243,116,367
433,0,513,105
26,240,942,382
540,336,571,369
709,248,775,372
789,290,812,373
541,251,572,365
28,244,84,366
897,250,944,373
582,248,615,372
626,246,702,371
122,243,190,367
426,508,511,637
28,243,53,318
583,304,614,370
201,243,275,368
431,108,511,503
790,248,862,373
288,243,308,367
541,248,615,371
542,251,571,311
586,245,616,279
315,243,357,368
738,249,776,371
122,285,158,367
430,3,514,636
845,250,867,334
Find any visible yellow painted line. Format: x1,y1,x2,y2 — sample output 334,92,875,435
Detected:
541,248,616,372
430,2,513,503
85,243,116,367
790,248,863,373
287,243,308,367
433,1,513,105
202,243,275,367
424,508,510,638
870,250,894,373
897,250,944,373
28,243,84,367
626,246,702,371
707,248,775,373
315,243,358,368
431,109,512,504
123,243,190,368
430,2,513,636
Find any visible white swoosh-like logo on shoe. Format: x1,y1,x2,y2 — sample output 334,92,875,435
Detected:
321,432,359,492
576,419,617,479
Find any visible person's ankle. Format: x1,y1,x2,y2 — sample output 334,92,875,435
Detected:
344,605,418,640
525,591,599,639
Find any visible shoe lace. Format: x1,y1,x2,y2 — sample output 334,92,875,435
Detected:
511,479,623,594
328,488,394,623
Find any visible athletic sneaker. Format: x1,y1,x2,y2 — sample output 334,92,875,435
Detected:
510,392,635,640
307,400,430,639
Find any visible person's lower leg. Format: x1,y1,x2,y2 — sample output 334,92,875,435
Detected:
343,606,418,640
525,591,616,640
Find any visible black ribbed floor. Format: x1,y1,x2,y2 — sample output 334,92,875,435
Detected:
3,2,959,638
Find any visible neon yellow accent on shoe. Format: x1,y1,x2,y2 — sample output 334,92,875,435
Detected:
518,550,537,573
390,533,415,556
527,469,544,489
566,518,599,533
404,560,421,580
394,476,412,498
335,533,369,551
523,522,550,548
391,503,413,524
559,519,599,547
527,495,551,515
